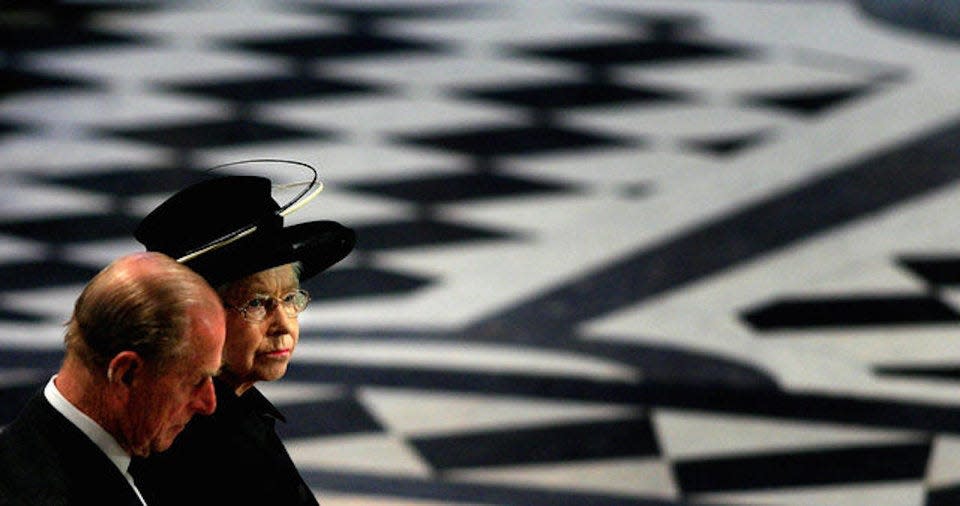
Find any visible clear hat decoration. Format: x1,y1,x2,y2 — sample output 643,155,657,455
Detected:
175,158,324,263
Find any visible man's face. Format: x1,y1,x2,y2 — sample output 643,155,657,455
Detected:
125,306,225,457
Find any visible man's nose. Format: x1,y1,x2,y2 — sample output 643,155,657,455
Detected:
193,379,217,415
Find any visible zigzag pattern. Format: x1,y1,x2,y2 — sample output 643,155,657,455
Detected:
2,1,960,504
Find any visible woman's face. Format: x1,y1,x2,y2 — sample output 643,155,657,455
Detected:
219,263,301,394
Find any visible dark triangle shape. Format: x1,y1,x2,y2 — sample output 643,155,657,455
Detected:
897,255,960,286
748,85,874,116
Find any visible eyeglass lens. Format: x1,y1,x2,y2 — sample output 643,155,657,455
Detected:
239,290,309,321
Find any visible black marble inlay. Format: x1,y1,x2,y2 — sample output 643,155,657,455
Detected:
352,219,514,252
231,33,442,61
33,167,213,197
102,119,330,149
0,349,64,370
897,255,960,286
413,417,658,471
0,214,140,243
299,2,483,23
164,75,383,103
303,266,435,304
742,294,960,330
275,396,384,439
284,362,960,433
300,468,672,506
684,131,770,156
874,364,960,382
928,484,960,506
345,172,575,204
0,119,18,138
0,3,146,52
515,39,748,66
0,260,101,291
459,82,685,110
303,266,433,300
0,67,92,99
397,125,633,157
0,306,46,323
675,442,930,492
746,85,874,116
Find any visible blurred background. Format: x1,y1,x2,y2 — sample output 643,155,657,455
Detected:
2,1,960,504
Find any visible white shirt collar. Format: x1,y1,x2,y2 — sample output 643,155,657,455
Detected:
44,375,131,474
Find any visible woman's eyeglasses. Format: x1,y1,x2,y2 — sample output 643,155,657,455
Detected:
225,289,311,322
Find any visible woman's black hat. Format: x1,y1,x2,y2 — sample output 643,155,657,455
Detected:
134,175,355,287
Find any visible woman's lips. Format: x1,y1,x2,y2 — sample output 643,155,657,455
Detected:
261,348,291,358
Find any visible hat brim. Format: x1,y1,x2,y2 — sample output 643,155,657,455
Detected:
184,220,355,287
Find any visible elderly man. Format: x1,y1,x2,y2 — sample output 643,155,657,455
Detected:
0,252,226,505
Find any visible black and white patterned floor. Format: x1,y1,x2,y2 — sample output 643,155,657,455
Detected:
3,1,960,504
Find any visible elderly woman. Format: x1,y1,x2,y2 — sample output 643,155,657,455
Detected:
130,174,355,506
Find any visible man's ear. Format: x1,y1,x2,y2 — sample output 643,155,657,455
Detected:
106,351,143,388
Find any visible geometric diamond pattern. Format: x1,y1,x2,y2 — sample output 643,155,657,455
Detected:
3,2,960,506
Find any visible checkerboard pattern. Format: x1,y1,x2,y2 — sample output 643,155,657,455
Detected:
3,1,960,504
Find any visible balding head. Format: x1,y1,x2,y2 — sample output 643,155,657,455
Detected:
64,252,222,374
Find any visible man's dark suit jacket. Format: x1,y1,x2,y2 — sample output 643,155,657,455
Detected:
0,391,143,506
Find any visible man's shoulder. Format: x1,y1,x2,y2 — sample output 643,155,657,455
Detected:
0,392,52,454
0,391,101,491
0,425,68,506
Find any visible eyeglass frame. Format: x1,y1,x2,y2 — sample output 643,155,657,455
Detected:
223,288,311,322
